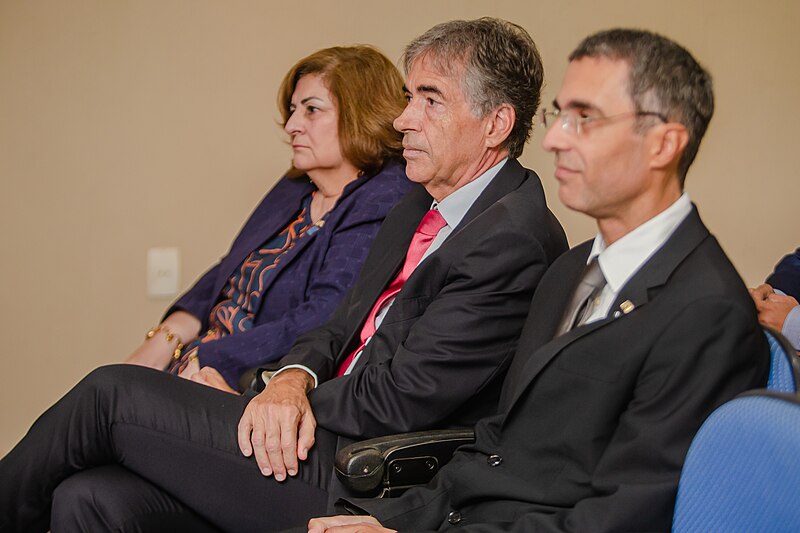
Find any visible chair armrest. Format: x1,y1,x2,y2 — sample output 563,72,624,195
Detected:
335,429,475,497
238,364,283,393
238,368,260,393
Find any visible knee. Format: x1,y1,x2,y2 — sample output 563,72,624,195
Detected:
51,467,194,533
79,364,142,391
72,364,157,404
51,472,112,531
57,365,157,428
52,472,92,512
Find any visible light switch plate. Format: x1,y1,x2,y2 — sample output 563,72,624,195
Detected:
146,247,180,298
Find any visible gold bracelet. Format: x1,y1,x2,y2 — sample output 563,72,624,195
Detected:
145,325,185,360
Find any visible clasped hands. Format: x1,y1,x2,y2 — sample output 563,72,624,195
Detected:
750,283,799,331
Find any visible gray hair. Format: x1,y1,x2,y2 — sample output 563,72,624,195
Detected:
570,29,714,183
403,18,544,159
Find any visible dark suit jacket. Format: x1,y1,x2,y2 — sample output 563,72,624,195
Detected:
353,207,770,532
767,247,800,300
278,159,567,490
167,161,413,386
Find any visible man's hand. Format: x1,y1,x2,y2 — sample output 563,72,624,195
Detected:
237,369,316,481
307,515,395,533
750,283,799,331
190,366,238,394
750,283,774,303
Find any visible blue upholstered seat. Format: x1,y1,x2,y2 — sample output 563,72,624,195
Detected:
672,391,800,532
765,327,799,392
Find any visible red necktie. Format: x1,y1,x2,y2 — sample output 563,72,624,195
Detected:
337,209,447,376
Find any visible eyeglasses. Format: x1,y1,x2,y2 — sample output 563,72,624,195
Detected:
541,107,668,136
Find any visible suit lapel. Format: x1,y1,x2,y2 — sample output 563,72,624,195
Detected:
371,186,432,291
212,178,314,295
607,206,709,318
362,159,527,318
345,163,523,364
244,172,380,308
505,206,710,409
370,158,527,304
449,158,528,237
337,187,431,358
499,242,591,404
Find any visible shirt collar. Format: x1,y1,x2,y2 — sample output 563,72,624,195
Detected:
432,158,507,229
588,192,693,293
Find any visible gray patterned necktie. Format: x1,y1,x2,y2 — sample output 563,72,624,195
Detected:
555,258,606,337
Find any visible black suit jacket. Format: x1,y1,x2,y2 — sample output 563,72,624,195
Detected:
353,207,770,532
278,159,567,456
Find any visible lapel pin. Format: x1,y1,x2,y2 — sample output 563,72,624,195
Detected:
619,300,635,314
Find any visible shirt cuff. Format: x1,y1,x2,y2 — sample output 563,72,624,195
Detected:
266,365,319,389
781,305,800,351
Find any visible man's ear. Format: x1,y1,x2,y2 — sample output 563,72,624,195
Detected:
484,104,516,149
649,123,689,171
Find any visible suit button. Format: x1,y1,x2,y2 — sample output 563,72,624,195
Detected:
487,454,503,467
448,511,462,524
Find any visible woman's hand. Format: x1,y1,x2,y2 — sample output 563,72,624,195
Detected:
187,366,239,394
178,354,201,380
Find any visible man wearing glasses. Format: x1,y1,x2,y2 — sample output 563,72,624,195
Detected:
309,28,769,533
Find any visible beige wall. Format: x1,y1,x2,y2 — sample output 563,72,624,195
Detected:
0,0,796,454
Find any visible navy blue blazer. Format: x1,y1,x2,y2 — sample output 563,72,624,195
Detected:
167,161,414,386
766,247,800,300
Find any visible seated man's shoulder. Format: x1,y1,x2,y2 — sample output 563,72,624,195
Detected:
673,234,752,304
465,169,567,254
645,235,764,353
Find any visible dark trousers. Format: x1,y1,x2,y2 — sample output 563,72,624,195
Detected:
0,365,333,533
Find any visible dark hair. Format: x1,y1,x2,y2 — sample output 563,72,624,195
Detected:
278,45,405,176
570,29,714,183
402,18,544,159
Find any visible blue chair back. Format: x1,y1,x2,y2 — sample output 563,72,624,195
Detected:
672,391,800,532
765,327,799,392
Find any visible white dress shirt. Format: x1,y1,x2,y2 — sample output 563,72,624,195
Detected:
582,193,693,324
